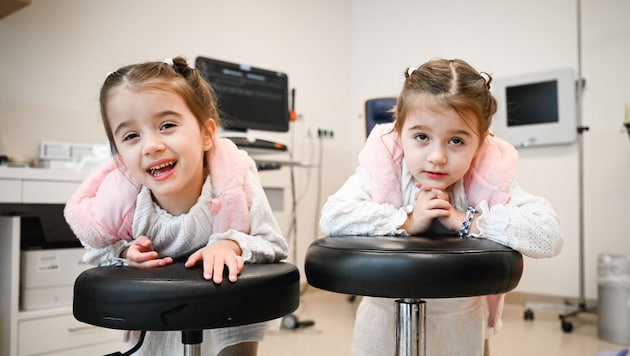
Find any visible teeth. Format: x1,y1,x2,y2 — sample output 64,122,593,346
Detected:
149,161,175,175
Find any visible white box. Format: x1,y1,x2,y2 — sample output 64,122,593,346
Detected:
20,248,90,310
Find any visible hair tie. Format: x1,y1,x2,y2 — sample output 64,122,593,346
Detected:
106,71,114,78
163,58,174,67
479,72,490,88
406,67,417,77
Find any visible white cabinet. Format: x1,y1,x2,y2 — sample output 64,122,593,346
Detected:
0,167,126,356
18,313,122,356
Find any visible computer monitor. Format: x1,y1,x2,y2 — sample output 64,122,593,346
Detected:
195,56,289,134
491,68,576,147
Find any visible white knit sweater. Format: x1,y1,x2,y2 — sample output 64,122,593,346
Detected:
83,172,288,355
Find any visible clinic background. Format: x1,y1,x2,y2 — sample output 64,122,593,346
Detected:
1,0,629,302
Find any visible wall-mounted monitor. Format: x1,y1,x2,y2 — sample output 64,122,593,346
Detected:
195,56,289,134
491,68,576,148
364,97,396,138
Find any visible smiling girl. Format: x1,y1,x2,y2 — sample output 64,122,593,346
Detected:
319,58,563,356
65,57,288,356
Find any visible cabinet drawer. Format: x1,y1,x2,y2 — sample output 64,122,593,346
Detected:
22,181,79,203
42,340,128,356
0,179,21,202
18,313,122,356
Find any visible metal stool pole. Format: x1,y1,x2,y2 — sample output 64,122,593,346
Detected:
182,330,202,356
395,299,426,356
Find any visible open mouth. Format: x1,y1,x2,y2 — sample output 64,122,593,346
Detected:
148,161,176,177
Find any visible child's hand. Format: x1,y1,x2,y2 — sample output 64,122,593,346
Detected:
122,235,173,269
184,240,244,284
429,189,466,232
402,187,451,235
430,189,477,235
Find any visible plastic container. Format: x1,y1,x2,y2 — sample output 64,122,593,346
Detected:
598,254,630,345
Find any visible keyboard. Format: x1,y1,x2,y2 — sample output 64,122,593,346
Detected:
227,137,287,151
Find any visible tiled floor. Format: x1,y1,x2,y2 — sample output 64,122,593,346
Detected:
259,287,628,356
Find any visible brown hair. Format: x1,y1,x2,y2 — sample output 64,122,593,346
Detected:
99,56,220,154
393,58,497,138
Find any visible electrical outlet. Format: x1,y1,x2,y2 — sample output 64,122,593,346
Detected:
317,128,334,139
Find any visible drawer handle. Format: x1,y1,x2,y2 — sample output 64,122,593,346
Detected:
67,324,98,333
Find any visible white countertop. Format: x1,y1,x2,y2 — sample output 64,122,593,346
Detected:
0,166,88,182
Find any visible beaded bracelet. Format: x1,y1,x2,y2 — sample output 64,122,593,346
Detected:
458,207,476,239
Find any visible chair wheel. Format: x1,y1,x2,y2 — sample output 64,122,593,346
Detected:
561,319,573,333
523,308,534,320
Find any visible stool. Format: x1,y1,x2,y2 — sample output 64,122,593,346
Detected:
305,235,523,356
73,262,300,356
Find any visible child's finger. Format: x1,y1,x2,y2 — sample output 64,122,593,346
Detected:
132,236,153,252
185,250,202,268
202,254,216,282
225,256,244,282
213,257,226,284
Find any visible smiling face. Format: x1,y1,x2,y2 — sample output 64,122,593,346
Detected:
400,94,483,191
106,86,214,214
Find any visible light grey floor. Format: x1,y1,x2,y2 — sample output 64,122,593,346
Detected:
259,287,628,356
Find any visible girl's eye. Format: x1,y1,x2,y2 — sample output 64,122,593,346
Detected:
414,133,429,142
449,137,464,145
122,132,139,142
160,122,177,131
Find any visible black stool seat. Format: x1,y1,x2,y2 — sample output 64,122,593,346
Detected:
305,235,523,298
74,262,300,331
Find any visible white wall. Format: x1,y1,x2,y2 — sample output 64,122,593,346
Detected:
0,0,354,277
350,0,630,299
1,0,629,300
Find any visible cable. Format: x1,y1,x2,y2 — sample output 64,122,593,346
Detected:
105,330,146,356
312,133,325,244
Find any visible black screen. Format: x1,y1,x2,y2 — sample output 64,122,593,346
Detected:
364,97,396,138
506,80,559,127
195,56,289,132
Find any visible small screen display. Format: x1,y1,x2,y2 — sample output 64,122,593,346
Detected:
196,56,289,133
506,80,559,127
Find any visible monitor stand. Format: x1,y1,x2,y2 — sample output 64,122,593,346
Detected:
218,130,287,152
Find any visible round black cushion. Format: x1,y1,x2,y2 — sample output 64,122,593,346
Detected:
305,236,523,299
73,262,299,331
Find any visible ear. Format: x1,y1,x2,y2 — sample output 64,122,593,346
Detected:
202,118,217,151
474,131,490,157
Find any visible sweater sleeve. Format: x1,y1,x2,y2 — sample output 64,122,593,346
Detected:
319,166,410,237
80,239,131,266
471,183,563,258
207,168,288,263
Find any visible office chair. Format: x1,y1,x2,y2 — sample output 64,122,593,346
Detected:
363,97,397,139
74,262,300,356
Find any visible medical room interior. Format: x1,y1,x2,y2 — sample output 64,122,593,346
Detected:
1,0,630,355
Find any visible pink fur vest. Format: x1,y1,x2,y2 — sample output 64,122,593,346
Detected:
358,123,519,336
64,137,256,248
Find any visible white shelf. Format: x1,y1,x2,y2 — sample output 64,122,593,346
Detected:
0,169,125,356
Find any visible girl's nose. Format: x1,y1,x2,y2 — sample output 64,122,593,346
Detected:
427,144,447,165
142,133,166,155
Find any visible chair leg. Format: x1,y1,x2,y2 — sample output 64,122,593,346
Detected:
182,330,203,356
395,298,426,356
